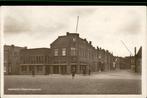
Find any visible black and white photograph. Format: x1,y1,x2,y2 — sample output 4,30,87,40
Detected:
0,6,147,97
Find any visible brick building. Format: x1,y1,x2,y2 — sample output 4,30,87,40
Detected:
135,46,142,73
20,48,51,75
50,32,92,74
131,46,142,73
49,32,115,74
117,56,131,69
4,45,26,75
115,46,142,74
4,32,117,75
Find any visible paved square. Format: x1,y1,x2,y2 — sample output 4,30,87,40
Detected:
4,70,141,94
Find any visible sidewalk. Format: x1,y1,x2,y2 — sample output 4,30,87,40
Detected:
5,69,141,80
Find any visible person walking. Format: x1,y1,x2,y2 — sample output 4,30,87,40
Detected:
72,70,75,79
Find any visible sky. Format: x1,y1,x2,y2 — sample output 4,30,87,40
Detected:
3,6,147,57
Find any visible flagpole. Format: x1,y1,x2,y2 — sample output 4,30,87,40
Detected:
76,16,79,33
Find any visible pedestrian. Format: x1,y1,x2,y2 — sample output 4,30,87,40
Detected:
83,69,86,75
72,70,75,79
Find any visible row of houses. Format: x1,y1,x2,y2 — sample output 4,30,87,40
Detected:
4,32,141,75
114,46,142,73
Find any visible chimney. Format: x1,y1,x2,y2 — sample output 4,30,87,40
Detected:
97,46,99,50
11,44,14,47
134,47,136,56
89,41,92,45
66,32,70,36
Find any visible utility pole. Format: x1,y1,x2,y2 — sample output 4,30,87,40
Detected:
75,16,79,33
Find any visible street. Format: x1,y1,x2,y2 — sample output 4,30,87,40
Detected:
4,70,141,94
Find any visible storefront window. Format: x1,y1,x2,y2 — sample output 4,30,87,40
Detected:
21,66,27,72
29,66,33,71
37,66,43,72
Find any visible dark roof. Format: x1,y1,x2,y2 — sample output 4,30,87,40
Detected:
4,44,26,49
137,46,142,58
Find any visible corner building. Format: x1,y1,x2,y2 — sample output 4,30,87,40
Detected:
50,32,93,74
50,32,114,74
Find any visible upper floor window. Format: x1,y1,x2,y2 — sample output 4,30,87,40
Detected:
71,47,76,56
99,54,101,59
73,38,76,42
54,49,58,56
62,48,66,56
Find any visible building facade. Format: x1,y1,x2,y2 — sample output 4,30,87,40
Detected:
49,32,115,74
4,45,26,75
129,47,142,73
20,48,51,75
5,32,118,75
117,56,131,70
135,47,142,73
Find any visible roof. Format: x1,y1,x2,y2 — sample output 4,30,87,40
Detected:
136,46,142,58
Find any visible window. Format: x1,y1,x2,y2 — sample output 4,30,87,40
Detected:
71,48,76,56
39,56,41,63
36,56,39,63
99,54,101,59
73,38,76,42
37,66,43,72
54,49,58,56
29,66,33,71
42,56,44,63
21,66,27,72
71,57,76,63
62,48,66,56
30,56,33,64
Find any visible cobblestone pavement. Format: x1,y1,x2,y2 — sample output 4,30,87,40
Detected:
4,70,141,94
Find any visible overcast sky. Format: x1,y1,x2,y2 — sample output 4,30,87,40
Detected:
3,6,146,57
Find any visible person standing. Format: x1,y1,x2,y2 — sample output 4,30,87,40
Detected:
83,69,86,75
